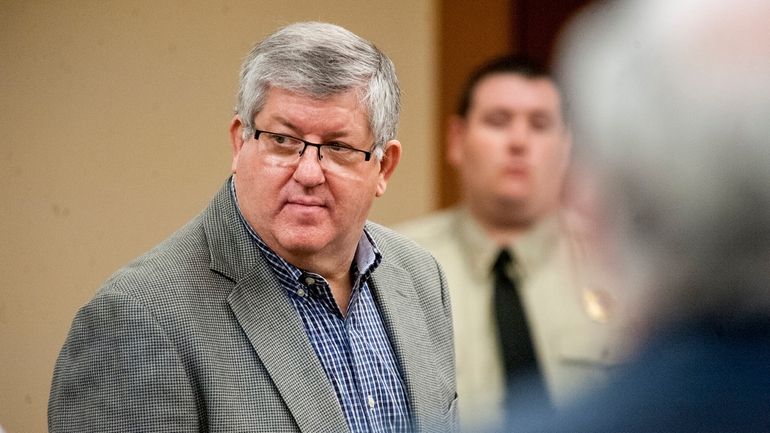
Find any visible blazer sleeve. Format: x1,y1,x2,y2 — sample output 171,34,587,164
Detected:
49,292,200,432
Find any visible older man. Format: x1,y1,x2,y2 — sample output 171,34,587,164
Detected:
49,22,456,433
396,56,630,428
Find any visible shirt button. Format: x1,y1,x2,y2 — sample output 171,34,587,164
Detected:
304,276,316,285
367,395,375,408
296,288,306,297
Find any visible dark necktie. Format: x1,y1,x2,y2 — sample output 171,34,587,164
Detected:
492,249,545,395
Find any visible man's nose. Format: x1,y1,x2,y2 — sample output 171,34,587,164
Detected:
293,145,325,186
507,121,530,151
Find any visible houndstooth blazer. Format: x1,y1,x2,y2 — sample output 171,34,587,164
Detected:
49,180,458,432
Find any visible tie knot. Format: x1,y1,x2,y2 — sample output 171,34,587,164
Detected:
493,249,512,274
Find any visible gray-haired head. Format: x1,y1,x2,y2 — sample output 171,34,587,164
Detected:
558,0,770,326
235,21,401,159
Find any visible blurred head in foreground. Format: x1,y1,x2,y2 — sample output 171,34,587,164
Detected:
560,0,770,332
489,2,770,431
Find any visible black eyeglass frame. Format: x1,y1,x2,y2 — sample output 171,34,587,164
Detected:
253,129,373,162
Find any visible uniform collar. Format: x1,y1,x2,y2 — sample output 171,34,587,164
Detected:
456,206,563,281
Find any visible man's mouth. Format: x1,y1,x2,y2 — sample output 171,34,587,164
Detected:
285,197,326,209
289,198,324,205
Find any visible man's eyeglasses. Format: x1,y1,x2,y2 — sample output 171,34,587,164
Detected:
253,129,373,170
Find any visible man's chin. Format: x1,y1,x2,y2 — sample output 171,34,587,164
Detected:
493,192,530,209
273,227,332,256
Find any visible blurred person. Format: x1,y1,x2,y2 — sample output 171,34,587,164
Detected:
48,22,457,433
395,56,632,429
495,0,770,431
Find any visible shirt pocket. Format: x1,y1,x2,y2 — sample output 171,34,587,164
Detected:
556,326,630,368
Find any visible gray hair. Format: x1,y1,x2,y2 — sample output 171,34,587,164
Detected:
559,0,770,326
235,21,401,158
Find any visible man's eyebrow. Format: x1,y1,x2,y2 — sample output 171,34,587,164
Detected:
478,107,513,116
530,110,553,117
323,131,353,141
268,115,298,133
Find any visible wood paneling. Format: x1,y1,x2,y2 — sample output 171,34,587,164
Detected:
437,0,514,207
514,0,593,68
436,0,592,208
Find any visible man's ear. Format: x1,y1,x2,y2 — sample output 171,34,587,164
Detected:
229,115,246,173
375,139,402,197
447,115,466,169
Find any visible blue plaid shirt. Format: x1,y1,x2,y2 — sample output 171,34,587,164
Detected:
232,179,411,432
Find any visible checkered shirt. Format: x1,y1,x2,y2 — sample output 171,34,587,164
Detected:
232,180,412,432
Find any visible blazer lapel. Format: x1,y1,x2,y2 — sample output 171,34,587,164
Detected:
204,180,349,432
370,261,445,431
227,265,350,433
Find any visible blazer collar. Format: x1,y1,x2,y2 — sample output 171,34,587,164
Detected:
367,225,449,431
227,260,350,432
202,179,261,283
203,179,350,432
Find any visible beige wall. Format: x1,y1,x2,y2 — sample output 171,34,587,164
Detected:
0,1,437,431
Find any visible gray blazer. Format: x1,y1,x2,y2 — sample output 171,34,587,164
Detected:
49,181,457,432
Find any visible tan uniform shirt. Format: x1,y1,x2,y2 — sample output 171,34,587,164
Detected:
395,207,633,429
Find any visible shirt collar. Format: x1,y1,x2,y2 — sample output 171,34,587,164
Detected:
455,207,501,279
456,206,563,280
509,212,562,277
353,229,382,284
